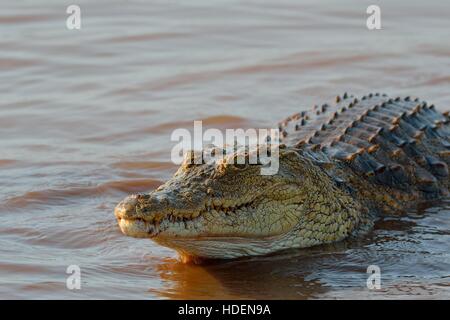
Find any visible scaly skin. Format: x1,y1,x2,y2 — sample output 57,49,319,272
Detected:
115,93,449,262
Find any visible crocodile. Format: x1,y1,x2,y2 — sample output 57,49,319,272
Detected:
115,93,449,262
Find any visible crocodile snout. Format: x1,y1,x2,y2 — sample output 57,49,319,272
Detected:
115,195,138,220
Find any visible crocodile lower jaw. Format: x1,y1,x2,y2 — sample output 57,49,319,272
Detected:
117,216,161,238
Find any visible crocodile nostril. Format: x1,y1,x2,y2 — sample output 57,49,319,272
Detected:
114,195,138,219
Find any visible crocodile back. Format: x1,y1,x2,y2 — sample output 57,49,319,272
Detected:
279,93,450,197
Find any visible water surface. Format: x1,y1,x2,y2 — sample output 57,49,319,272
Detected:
0,0,449,299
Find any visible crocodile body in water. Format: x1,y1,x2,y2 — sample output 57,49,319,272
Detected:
115,93,449,262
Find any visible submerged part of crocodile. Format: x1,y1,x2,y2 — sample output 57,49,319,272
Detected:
115,93,449,262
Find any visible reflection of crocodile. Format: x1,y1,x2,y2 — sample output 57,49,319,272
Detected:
115,93,449,262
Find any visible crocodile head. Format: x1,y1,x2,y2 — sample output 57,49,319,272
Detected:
115,147,364,262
